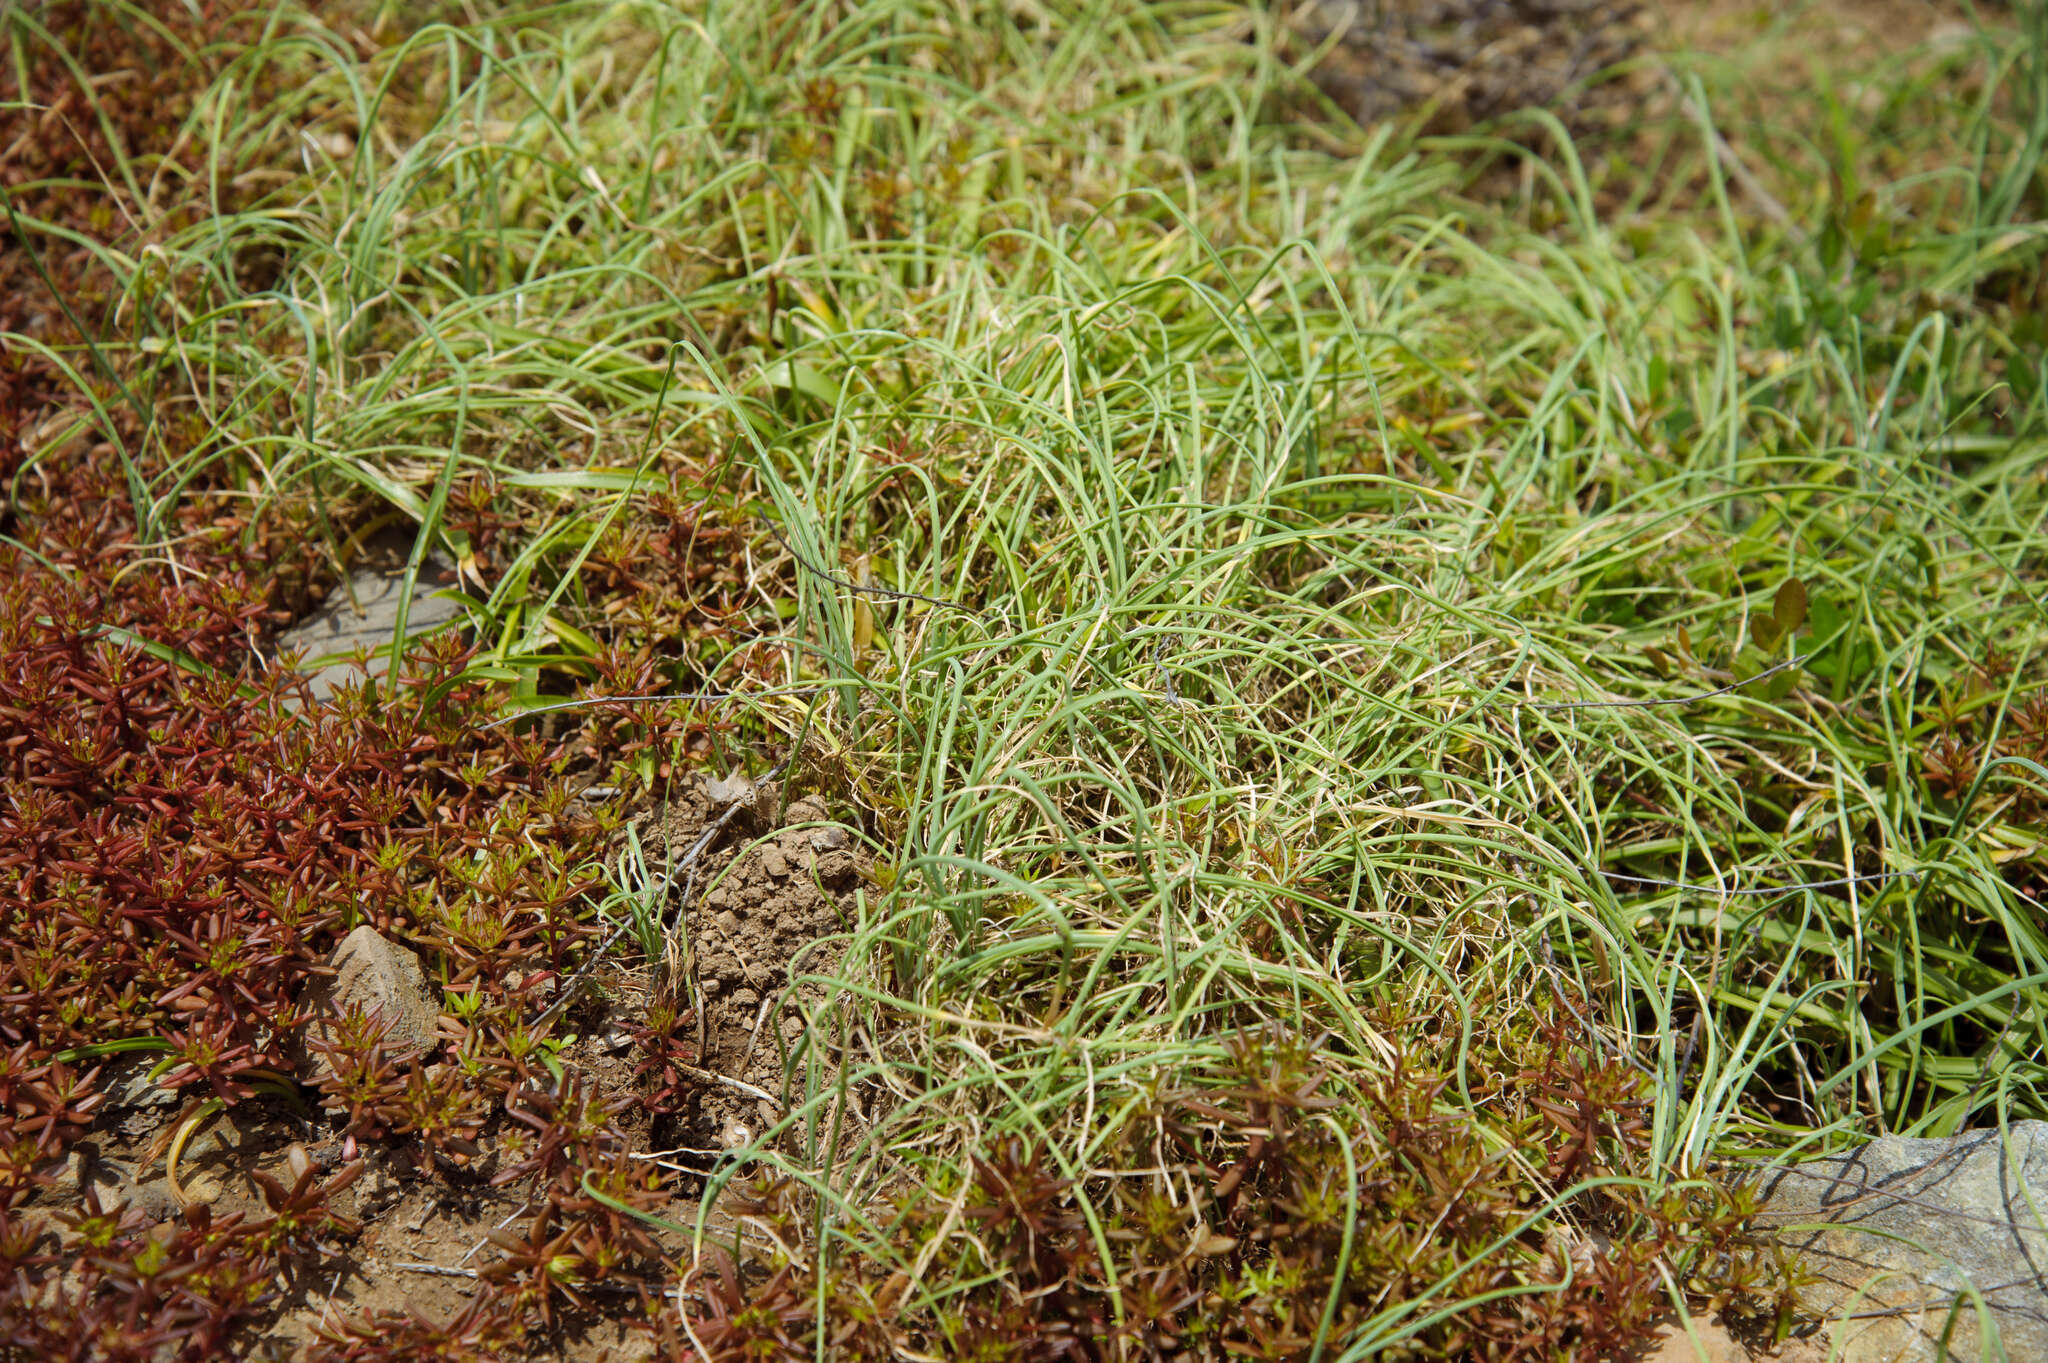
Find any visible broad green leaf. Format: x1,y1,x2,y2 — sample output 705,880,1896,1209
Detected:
758,357,837,406
1773,577,1808,634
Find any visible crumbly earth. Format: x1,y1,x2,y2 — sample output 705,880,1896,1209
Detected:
1636,1317,1833,1363
1283,0,1655,131
1667,0,1996,63
1282,0,1992,136
644,776,871,1156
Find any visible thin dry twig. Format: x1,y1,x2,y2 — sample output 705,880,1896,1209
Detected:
479,684,833,730
1598,868,1918,897
1664,68,1802,238
766,521,980,617
1516,652,1813,711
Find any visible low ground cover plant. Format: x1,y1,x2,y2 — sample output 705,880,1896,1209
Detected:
2,0,2045,1358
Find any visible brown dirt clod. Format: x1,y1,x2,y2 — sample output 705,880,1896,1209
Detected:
1283,0,1655,132
650,778,868,1152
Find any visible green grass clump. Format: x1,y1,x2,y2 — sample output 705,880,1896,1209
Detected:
5,0,2048,1356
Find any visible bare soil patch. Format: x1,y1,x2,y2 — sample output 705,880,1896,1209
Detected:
643,776,872,1158
1663,0,1997,64
1283,0,1655,131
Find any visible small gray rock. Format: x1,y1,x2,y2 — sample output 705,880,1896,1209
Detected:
46,1145,125,1205
354,1158,406,1217
100,1058,179,1112
704,771,754,807
297,926,440,1079
277,534,463,701
1749,1122,2048,1361
124,1179,181,1225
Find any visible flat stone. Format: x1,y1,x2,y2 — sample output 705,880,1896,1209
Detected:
100,1056,179,1111
276,531,462,700
124,1178,181,1224
703,771,755,807
1749,1123,2048,1361
46,1145,125,1206
353,1155,406,1217
297,926,440,1078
